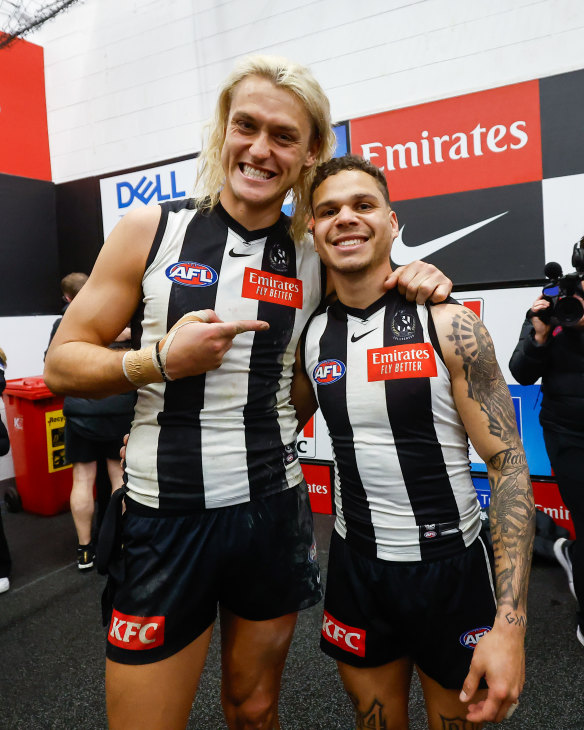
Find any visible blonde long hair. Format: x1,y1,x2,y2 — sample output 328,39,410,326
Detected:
194,55,337,242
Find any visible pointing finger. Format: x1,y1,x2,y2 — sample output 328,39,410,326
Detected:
229,320,270,336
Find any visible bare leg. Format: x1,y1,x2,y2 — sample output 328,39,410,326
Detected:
106,623,214,730
220,607,298,729
337,657,413,730
417,666,486,730
70,461,97,545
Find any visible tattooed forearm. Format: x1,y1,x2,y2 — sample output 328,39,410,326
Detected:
447,311,517,442
505,612,527,627
440,715,482,730
347,694,387,730
447,309,535,617
489,450,535,614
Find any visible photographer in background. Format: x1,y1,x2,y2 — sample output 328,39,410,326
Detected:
509,236,584,648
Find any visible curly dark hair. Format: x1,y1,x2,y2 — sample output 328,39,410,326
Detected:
310,154,391,208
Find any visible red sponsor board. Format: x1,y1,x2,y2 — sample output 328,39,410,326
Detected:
350,80,541,201
367,343,437,381
108,610,165,650
0,34,51,180
461,298,484,319
532,480,574,539
321,610,366,657
301,461,333,515
242,267,303,308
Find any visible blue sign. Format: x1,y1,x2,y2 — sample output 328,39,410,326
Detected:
471,383,551,478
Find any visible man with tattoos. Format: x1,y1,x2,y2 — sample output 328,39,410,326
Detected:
292,155,535,729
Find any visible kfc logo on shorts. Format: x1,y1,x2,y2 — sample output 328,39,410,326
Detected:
166,261,218,287
313,359,346,385
108,610,165,650
321,610,366,657
459,626,491,650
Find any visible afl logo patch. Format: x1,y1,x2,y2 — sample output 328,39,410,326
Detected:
166,262,218,287
391,309,416,340
459,626,491,650
313,359,346,385
269,244,290,273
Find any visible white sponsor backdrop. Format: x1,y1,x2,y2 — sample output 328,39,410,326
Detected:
543,173,584,273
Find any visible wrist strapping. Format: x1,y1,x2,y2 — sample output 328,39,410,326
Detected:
122,346,164,387
121,310,211,387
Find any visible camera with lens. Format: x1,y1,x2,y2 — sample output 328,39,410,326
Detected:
532,240,584,327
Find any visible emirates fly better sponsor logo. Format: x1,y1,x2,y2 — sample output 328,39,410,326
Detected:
350,80,542,201
241,268,303,309
367,343,437,381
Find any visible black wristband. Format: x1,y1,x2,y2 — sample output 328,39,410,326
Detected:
155,340,169,382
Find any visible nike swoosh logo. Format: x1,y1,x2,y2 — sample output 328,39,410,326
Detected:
390,212,508,266
351,329,377,342
229,248,253,257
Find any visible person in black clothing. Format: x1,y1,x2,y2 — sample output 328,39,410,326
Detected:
509,268,584,648
47,273,135,570
0,348,12,593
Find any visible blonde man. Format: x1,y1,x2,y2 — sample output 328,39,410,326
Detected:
45,55,452,730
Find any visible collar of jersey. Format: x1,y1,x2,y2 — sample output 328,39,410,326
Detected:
332,290,395,322
215,201,289,243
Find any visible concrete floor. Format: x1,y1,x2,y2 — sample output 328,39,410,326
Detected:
0,490,583,730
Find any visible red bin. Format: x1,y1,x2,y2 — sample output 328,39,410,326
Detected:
2,376,72,515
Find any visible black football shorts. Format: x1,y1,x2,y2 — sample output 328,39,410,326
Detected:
320,529,496,689
104,481,322,665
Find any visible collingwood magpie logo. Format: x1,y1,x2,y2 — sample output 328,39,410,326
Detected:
391,310,416,340
269,244,289,273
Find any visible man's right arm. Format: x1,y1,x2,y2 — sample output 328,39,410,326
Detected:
44,206,160,396
44,206,270,398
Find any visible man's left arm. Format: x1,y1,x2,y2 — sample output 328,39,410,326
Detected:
384,261,453,303
433,303,535,724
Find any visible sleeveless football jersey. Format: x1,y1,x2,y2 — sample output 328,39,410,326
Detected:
303,291,481,562
125,200,324,510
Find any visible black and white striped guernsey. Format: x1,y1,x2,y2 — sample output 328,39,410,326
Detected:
302,290,481,562
125,200,324,511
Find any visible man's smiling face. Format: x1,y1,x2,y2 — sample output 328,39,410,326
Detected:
219,75,318,228
312,169,399,276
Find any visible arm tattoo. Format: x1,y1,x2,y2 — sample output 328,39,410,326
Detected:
348,693,387,730
440,716,482,730
448,310,535,615
447,311,516,442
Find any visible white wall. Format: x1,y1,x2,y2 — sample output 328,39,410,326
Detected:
27,0,584,184
0,316,57,480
